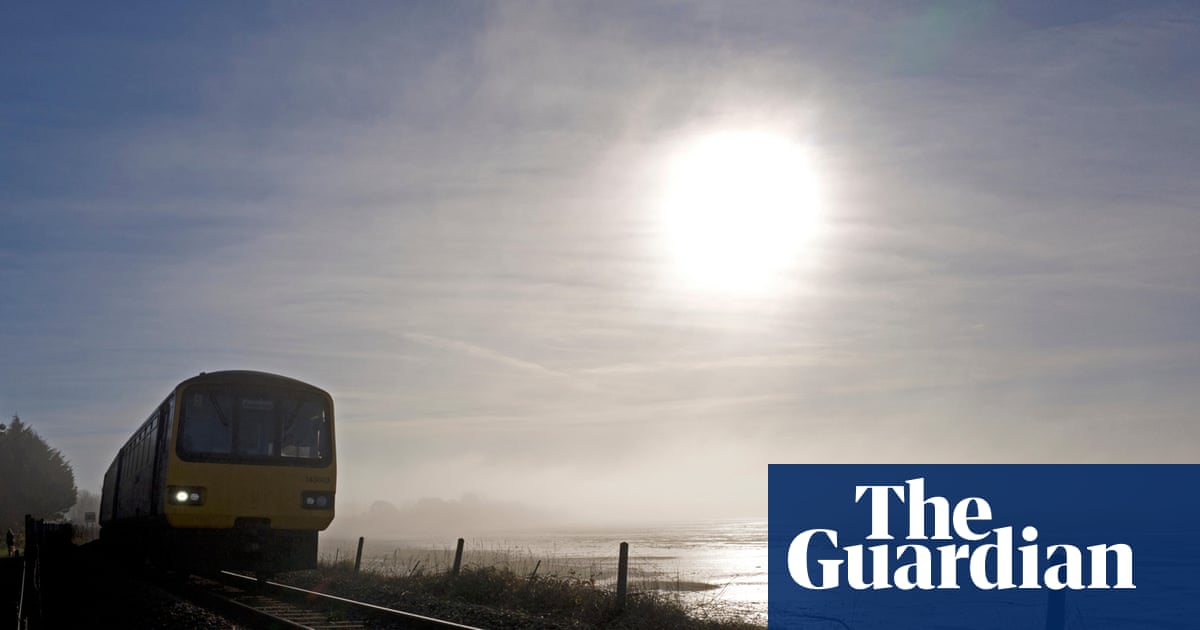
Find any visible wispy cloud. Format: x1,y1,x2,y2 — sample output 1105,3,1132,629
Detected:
3,1,1199,519
402,331,575,381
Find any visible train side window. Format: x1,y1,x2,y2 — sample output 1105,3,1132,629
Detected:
165,396,176,439
180,390,234,455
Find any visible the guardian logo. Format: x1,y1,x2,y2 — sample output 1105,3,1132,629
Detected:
788,478,1135,591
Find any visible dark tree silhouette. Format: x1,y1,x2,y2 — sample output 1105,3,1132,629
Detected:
0,415,77,531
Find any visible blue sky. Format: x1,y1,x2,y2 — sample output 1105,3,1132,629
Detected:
3,1,1199,523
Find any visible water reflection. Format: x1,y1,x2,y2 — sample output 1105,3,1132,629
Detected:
320,518,768,624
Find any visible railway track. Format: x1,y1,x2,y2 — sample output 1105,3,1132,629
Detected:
171,570,486,630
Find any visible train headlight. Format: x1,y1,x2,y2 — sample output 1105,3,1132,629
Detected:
167,486,206,506
301,491,334,510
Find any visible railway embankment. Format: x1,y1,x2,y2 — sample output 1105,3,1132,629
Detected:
14,540,237,629
9,528,761,629
277,565,763,629
1,556,21,623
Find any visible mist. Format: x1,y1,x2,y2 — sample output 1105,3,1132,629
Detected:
5,2,1200,530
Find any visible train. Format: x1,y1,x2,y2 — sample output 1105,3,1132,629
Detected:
100,370,336,573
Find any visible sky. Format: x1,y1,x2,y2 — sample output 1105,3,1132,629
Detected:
3,1,1199,525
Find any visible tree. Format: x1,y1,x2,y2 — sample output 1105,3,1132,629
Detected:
0,415,78,531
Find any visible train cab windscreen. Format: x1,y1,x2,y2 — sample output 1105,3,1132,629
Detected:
178,386,331,465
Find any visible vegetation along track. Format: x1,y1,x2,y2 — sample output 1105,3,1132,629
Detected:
175,570,486,630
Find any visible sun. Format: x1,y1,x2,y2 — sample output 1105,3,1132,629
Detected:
658,131,821,295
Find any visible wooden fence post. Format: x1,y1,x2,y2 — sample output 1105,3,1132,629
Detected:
23,515,41,628
354,536,365,573
616,542,629,610
452,538,465,576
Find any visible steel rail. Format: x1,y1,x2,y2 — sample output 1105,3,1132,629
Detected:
181,582,318,630
220,571,486,630
145,570,340,630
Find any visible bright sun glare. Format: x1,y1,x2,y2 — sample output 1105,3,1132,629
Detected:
659,131,821,295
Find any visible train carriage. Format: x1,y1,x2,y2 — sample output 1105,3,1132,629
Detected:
100,370,336,573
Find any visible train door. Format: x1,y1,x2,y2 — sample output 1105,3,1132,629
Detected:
149,395,174,516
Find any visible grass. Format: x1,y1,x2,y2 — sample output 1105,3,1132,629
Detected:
281,549,765,629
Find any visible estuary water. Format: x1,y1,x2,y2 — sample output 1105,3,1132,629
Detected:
321,520,1200,628
319,518,768,624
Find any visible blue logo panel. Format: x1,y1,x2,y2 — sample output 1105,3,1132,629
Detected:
768,465,1200,629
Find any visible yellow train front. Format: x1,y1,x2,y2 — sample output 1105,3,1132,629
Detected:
100,371,336,573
